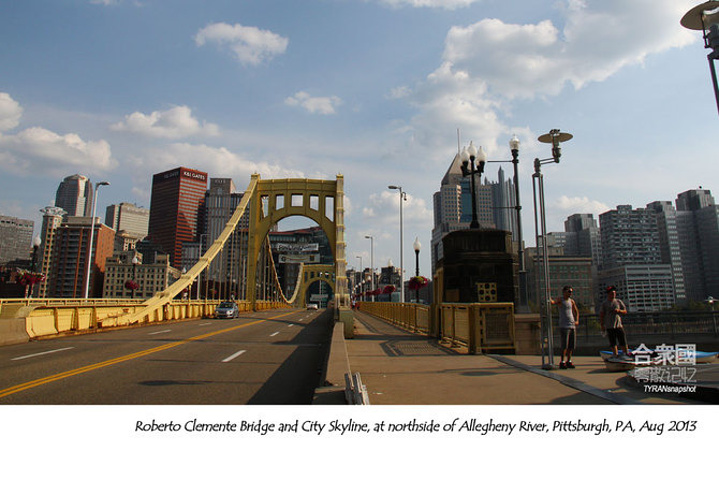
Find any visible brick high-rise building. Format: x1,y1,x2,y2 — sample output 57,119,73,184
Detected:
47,216,115,298
148,167,208,269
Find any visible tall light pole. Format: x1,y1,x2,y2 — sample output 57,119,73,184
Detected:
413,236,421,304
682,2,719,116
484,135,527,310
131,255,139,299
355,255,363,299
532,129,572,370
84,181,110,299
365,235,374,302
388,185,407,303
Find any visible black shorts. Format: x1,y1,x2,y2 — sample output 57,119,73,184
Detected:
607,328,627,347
559,328,576,350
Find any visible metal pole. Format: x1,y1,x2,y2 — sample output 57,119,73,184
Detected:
533,160,554,369
415,248,420,304
708,52,719,116
511,148,527,310
538,171,554,366
84,182,108,299
399,188,405,304
469,157,479,229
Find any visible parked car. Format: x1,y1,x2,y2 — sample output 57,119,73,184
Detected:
306,303,319,310
215,301,240,319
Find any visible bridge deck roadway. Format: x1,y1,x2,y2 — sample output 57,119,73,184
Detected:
315,310,718,405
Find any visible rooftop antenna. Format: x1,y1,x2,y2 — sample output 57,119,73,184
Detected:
457,128,461,153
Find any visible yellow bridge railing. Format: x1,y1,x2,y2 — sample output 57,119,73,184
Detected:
357,302,515,354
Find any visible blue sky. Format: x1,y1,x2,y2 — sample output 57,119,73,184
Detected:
1,0,717,279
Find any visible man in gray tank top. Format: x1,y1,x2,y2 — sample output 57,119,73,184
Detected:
551,285,579,369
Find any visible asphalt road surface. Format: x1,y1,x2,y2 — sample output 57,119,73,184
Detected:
0,308,334,404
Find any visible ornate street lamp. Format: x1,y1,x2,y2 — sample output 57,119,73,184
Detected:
84,181,110,299
31,235,41,272
131,255,140,299
460,141,487,229
681,2,719,116
413,236,421,304
532,129,572,370
388,185,407,303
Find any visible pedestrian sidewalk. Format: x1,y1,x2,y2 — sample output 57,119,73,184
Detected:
313,310,717,405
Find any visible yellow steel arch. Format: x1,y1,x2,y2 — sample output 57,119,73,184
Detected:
245,174,349,311
117,173,349,324
296,264,336,308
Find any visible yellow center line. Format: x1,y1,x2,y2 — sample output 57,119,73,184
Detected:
0,310,299,399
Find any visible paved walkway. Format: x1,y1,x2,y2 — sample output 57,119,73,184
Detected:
314,311,718,405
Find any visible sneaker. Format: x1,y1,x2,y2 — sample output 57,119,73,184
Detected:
559,362,567,369
566,361,575,369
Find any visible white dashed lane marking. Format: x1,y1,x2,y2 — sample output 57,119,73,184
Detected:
222,350,247,363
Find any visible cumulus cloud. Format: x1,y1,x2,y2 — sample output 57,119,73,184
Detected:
285,92,343,115
362,190,432,224
111,105,220,139
393,0,697,163
194,22,289,66
0,127,116,176
440,0,696,99
554,195,611,217
0,92,23,132
130,143,304,183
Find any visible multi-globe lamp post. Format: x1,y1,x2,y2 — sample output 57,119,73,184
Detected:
532,129,572,370
682,2,719,116
84,181,110,299
460,141,486,229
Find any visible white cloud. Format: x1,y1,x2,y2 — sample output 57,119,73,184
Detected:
194,22,289,66
130,143,304,182
393,0,697,164
0,92,23,132
553,195,611,217
440,0,696,99
362,190,432,224
0,127,116,176
375,0,481,9
285,92,343,115
111,105,220,139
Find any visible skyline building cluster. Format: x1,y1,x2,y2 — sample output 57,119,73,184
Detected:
431,151,518,272
430,150,719,313
0,166,331,302
538,190,719,312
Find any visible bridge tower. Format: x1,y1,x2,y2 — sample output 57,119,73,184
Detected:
245,174,349,312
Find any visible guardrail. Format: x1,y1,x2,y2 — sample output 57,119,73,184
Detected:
0,298,290,345
439,303,515,353
356,302,430,334
356,301,515,353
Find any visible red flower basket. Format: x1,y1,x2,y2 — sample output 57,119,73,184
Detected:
124,280,139,291
18,271,45,287
408,276,429,291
